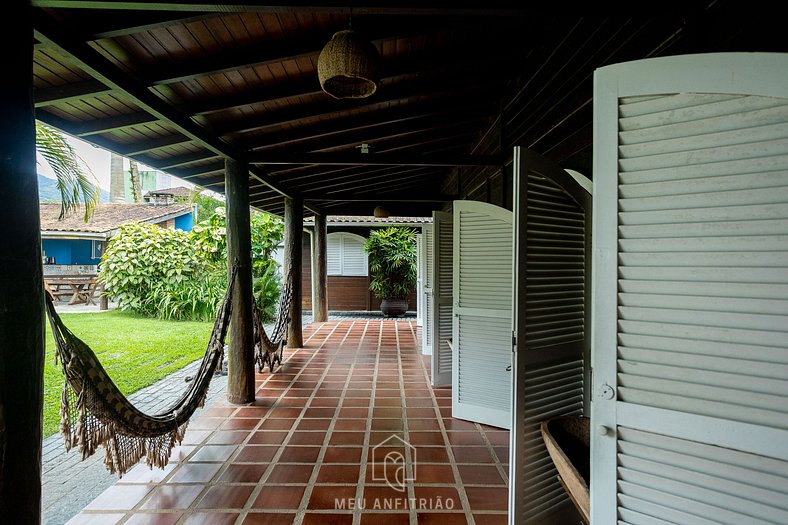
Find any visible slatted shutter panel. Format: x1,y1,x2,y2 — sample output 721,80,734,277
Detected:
422,224,434,356
341,234,368,276
452,200,513,429
327,233,342,275
431,211,453,386
592,53,788,525
416,233,424,328
509,148,592,524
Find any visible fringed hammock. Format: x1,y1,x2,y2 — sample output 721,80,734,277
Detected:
253,276,292,374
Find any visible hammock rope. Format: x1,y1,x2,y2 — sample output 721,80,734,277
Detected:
45,264,237,476
253,276,292,374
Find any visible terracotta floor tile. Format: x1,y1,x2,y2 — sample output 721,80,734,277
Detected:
308,485,357,509
342,398,371,407
442,419,478,431
118,464,176,484
302,513,354,525
316,464,361,483
485,431,510,446
408,419,442,431
414,464,456,484
373,407,403,418
492,447,509,462
297,418,332,431
169,462,222,483
259,418,295,431
446,432,486,446
266,464,314,483
288,431,326,445
464,487,509,511
457,465,505,485
409,432,447,446
182,512,239,525
329,431,366,446
221,418,260,431
219,464,268,483
338,407,369,418
322,446,363,463
65,512,125,524
361,513,411,525
472,514,509,525
241,513,297,525
196,485,254,509
235,445,277,463
249,431,290,445
269,407,303,418
451,446,494,464
191,445,237,462
370,418,403,431
334,419,368,431
141,485,204,509
181,430,211,445
412,486,461,509
84,484,155,511
208,430,250,445
416,513,470,524
414,446,450,463
122,512,183,525
304,407,337,418
363,485,410,507
309,397,340,407
279,445,321,463
251,485,306,509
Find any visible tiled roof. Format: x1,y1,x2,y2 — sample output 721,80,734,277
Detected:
40,202,193,233
143,186,194,198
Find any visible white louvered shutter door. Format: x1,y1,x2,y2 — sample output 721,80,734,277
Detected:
453,200,513,429
327,234,342,275
592,53,788,525
431,211,453,386
341,234,368,276
416,233,424,328
422,224,434,356
509,148,592,524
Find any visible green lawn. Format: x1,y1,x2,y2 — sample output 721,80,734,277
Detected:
44,310,214,438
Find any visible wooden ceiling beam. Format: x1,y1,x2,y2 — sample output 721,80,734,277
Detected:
33,11,320,214
251,152,502,168
32,2,525,16
69,112,161,136
34,79,111,107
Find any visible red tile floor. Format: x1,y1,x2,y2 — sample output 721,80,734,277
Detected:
66,320,510,525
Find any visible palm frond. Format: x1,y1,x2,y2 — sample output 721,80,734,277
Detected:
35,121,101,221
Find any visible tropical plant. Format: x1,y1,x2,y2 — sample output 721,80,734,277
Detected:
253,262,282,322
35,121,101,220
364,226,417,300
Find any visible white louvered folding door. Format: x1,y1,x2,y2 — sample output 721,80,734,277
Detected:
431,211,453,387
592,53,788,524
416,232,424,328
452,200,513,429
509,148,592,524
422,224,434,356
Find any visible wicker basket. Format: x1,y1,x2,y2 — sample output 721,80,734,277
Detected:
318,29,380,99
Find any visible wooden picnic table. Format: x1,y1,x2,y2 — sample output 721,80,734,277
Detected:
44,274,100,305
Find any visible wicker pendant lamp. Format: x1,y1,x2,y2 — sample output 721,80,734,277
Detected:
318,26,380,99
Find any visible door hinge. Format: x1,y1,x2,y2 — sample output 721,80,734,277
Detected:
512,330,517,349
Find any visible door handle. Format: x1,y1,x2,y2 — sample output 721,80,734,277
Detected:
505,365,512,372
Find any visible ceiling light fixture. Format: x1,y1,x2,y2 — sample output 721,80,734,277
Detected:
317,10,380,99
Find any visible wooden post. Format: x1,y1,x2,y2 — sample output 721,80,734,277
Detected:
99,237,109,310
225,158,254,404
0,3,44,521
313,213,328,322
284,197,303,348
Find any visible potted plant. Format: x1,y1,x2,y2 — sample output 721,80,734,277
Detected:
364,226,417,317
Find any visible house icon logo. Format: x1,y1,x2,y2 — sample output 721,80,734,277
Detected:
371,435,417,492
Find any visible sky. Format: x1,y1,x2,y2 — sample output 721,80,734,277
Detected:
37,132,195,193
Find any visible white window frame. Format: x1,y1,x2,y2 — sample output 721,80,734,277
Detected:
327,232,368,277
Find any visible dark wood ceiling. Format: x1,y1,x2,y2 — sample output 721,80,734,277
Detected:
31,1,786,217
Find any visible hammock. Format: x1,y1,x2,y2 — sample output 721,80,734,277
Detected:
253,277,292,374
44,266,236,476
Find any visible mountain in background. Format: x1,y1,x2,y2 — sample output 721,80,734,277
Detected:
38,174,110,203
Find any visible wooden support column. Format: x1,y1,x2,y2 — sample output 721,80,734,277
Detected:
284,197,303,348
0,3,44,521
312,213,328,323
225,158,254,404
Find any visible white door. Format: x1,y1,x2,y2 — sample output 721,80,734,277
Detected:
452,200,513,429
508,148,592,524
431,211,453,387
416,232,424,328
592,53,788,524
421,224,434,356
